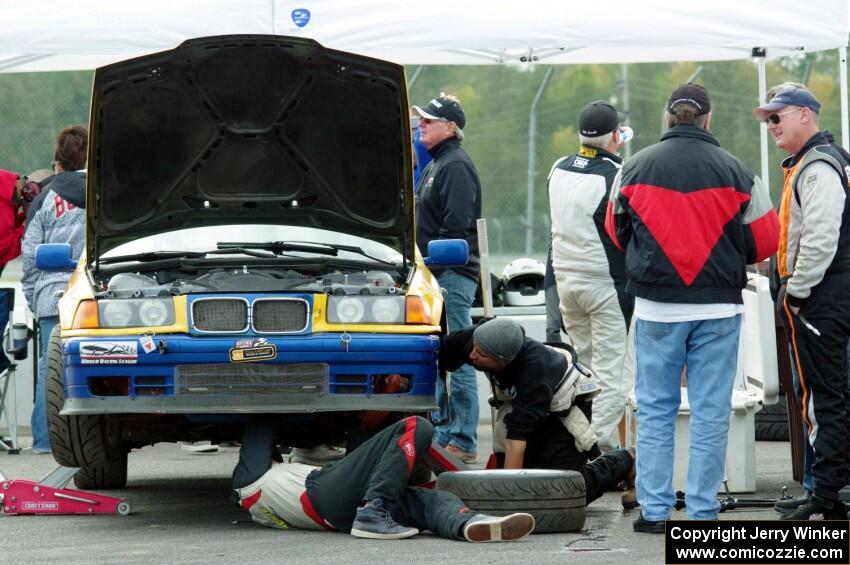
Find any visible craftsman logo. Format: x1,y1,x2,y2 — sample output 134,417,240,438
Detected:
230,338,276,363
23,502,58,511
573,157,589,169
80,342,138,364
291,8,310,28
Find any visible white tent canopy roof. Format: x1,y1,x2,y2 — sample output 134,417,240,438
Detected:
0,0,847,71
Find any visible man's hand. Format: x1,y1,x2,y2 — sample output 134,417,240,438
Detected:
503,438,527,469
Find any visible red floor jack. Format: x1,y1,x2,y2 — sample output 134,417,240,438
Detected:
1,466,131,516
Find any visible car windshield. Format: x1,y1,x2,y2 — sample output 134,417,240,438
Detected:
102,225,403,265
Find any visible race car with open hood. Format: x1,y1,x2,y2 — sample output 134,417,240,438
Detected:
36,35,467,489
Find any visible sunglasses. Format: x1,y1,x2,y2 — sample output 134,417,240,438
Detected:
419,117,448,125
764,107,803,125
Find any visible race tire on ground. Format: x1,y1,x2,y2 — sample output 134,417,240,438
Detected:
436,469,586,533
45,326,129,488
754,396,790,441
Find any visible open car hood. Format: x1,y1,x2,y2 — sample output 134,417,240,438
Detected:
87,35,414,263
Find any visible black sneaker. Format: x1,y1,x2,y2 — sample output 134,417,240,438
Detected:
462,513,535,543
774,494,809,516
780,499,846,521
633,513,666,534
350,498,419,540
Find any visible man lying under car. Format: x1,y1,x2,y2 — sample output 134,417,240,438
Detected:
232,415,534,542
439,318,635,506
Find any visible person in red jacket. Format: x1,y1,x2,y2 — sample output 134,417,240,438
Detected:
0,170,26,274
605,83,779,533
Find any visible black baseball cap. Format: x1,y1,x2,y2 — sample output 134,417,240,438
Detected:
579,101,624,137
667,83,711,116
412,96,466,130
752,85,821,121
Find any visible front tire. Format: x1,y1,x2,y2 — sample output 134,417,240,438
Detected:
45,326,128,489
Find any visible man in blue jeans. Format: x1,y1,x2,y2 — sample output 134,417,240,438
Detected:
413,94,482,463
606,84,779,532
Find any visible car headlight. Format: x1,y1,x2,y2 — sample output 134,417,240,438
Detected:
327,296,405,324
98,299,175,328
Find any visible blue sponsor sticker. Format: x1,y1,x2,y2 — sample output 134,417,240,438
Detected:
291,8,311,28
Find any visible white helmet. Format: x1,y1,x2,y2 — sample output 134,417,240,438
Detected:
501,258,546,306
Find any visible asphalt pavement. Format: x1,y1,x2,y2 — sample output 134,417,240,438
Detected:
0,425,802,565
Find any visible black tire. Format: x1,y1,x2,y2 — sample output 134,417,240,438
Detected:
755,397,790,441
436,469,585,533
74,457,129,490
45,326,128,487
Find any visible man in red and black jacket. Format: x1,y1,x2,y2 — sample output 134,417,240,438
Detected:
605,83,779,533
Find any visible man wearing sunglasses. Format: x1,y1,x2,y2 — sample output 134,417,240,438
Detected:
754,85,850,520
412,94,482,465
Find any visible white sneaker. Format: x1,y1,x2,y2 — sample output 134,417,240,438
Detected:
462,513,535,543
181,442,219,454
290,444,345,465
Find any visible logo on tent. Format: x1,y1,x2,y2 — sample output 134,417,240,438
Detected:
291,9,311,28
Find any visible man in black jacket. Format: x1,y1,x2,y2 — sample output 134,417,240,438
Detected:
439,318,635,507
413,94,482,464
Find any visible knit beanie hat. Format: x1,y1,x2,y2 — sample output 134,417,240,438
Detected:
473,318,525,363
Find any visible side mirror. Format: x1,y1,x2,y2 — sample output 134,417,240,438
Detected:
35,243,77,272
423,239,469,267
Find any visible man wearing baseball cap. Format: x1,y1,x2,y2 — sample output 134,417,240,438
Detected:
548,101,633,455
606,83,779,532
412,94,482,464
754,84,850,520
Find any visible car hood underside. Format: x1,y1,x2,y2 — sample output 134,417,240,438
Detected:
87,35,414,260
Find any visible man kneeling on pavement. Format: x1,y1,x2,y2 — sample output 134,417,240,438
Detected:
439,317,635,506
232,415,534,541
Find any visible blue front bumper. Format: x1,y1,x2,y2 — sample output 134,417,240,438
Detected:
60,333,440,415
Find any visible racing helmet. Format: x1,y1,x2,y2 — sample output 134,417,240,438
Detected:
501,258,546,306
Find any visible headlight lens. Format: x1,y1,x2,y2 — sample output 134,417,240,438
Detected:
327,296,405,324
371,297,402,323
98,299,175,328
139,301,170,326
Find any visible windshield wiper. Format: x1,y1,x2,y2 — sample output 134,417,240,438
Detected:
217,241,396,265
99,250,205,264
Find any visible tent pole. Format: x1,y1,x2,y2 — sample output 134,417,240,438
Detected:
839,46,848,150
757,52,770,194
526,67,553,256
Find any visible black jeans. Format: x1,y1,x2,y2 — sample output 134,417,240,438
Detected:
781,274,850,500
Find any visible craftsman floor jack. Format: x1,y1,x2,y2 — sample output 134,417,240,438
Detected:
1,465,131,516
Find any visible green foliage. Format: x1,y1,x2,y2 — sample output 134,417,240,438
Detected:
0,71,93,174
1,52,847,259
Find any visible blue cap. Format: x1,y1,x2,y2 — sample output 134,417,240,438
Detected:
753,86,821,121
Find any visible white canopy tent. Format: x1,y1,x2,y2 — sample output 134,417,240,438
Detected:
0,0,848,176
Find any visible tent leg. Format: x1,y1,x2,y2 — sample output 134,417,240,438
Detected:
757,54,770,192
839,46,848,151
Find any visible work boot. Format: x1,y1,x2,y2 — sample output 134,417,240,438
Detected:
633,513,666,534
462,513,535,543
350,498,419,540
621,447,638,510
780,498,846,521
445,444,478,464
774,494,809,516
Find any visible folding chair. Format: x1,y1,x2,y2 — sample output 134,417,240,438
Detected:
0,288,30,454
